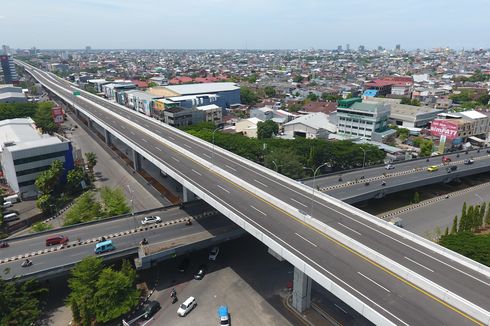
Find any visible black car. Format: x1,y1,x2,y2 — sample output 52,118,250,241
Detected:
178,258,190,273
143,300,161,319
193,264,206,280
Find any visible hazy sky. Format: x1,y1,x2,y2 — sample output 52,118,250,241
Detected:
2,0,489,50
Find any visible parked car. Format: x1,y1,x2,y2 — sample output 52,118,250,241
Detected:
178,258,190,273
193,264,206,280
427,165,439,172
141,215,162,225
177,296,197,317
208,247,220,261
217,305,230,326
143,301,161,319
385,164,395,170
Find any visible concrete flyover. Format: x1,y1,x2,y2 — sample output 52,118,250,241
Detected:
16,60,490,326
302,150,490,203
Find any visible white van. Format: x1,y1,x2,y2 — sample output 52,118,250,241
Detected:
177,296,197,317
4,194,19,203
3,201,12,208
4,213,18,222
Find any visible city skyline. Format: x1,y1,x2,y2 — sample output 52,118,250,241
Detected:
1,0,489,50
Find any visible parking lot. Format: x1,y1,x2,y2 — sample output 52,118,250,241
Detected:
135,236,300,326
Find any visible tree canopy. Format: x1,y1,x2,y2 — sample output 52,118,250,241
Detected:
100,187,131,217
257,120,279,139
64,192,102,226
240,86,259,105
0,278,47,325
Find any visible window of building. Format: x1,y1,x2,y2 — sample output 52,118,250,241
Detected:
18,179,36,187
14,151,66,165
16,165,52,176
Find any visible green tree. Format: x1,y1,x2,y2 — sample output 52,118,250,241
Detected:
67,167,86,194
459,202,467,233
85,152,97,176
34,160,65,195
306,92,319,101
293,75,304,83
264,86,276,98
412,191,420,204
485,203,490,226
439,232,490,267
257,120,279,140
100,187,130,217
240,86,259,105
64,192,101,226
31,221,53,233
398,128,410,141
479,204,486,228
0,278,47,325
419,140,434,157
264,148,305,179
36,193,53,213
444,226,449,236
247,73,257,83
321,93,341,102
33,101,58,134
466,205,475,232
450,215,458,234
93,268,139,323
67,256,103,326
147,81,158,88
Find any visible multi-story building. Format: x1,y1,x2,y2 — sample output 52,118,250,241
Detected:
0,55,19,84
336,98,391,140
0,84,27,104
0,118,74,197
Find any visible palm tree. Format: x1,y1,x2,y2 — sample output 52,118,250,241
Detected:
85,152,97,175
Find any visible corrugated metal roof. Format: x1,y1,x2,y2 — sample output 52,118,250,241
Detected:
163,82,239,95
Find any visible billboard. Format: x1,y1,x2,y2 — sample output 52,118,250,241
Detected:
430,120,458,140
51,106,64,125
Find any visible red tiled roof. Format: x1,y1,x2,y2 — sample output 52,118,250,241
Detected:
131,80,149,88
169,76,194,84
302,101,337,114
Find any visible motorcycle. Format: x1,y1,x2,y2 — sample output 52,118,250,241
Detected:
140,238,148,245
21,259,32,267
185,220,192,226
382,181,386,186
0,241,9,248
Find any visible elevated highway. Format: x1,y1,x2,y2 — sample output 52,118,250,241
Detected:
14,61,490,325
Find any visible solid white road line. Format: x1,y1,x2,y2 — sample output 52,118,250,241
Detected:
168,136,175,141
141,138,148,143
358,272,391,293
254,179,268,187
191,169,202,176
294,233,318,247
203,153,212,159
171,157,180,162
290,198,308,208
404,256,434,273
216,185,230,194
337,222,362,236
155,147,162,151
183,144,192,149
250,205,267,216
225,164,237,172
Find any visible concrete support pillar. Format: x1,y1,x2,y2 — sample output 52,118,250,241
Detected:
104,129,112,145
75,109,80,118
292,267,312,313
87,118,93,128
182,186,189,203
132,150,141,171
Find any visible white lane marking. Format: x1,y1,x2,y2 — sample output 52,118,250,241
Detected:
141,138,148,143
334,304,348,314
216,185,230,194
183,144,192,149
337,222,362,236
295,233,318,247
358,272,391,293
203,153,212,159
120,125,125,129
250,205,267,216
168,136,175,141
290,198,308,208
130,131,135,135
171,157,180,162
254,179,268,187
225,164,237,172
191,169,202,176
155,147,162,151
405,257,434,273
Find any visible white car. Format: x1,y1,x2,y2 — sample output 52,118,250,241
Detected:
208,246,220,261
385,164,395,170
177,296,197,317
141,215,162,225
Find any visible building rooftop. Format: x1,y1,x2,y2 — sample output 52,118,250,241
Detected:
0,92,26,100
458,110,487,120
195,104,220,111
163,82,239,96
284,112,334,131
0,118,62,152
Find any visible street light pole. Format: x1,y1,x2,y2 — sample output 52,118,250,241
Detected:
359,147,367,169
272,160,279,174
304,162,329,218
126,184,134,216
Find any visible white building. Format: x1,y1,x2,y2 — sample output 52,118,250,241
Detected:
0,118,74,197
195,104,222,124
336,100,391,140
283,112,336,139
236,117,262,138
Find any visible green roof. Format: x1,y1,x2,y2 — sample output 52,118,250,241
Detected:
337,97,362,108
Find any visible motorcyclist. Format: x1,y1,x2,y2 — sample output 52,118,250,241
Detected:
22,259,31,266
141,238,148,245
382,181,386,186
170,288,176,298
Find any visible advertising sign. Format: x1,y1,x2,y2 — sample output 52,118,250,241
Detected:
51,106,64,125
430,120,458,140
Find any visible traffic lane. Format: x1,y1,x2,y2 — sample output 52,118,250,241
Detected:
1,216,219,278
0,208,185,258
176,159,476,325
33,70,490,314
294,222,478,326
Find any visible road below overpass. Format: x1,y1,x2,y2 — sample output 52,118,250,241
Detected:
20,62,490,325
305,150,490,203
0,202,235,280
